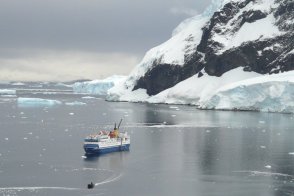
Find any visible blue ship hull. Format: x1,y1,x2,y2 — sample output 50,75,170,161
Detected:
84,143,130,155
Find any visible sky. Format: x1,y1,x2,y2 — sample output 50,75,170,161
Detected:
0,0,211,82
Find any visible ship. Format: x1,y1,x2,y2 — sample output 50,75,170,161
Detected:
83,119,130,155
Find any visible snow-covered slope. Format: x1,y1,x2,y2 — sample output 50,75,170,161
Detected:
73,75,126,95
147,67,261,105
107,0,294,113
107,0,224,99
199,71,294,113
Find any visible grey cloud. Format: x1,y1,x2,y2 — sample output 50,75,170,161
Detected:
0,0,211,81
0,0,210,54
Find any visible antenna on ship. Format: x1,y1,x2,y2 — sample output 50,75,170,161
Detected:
118,119,123,130
114,123,117,130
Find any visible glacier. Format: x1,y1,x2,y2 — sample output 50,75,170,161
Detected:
199,71,294,113
147,68,261,105
109,68,294,114
73,75,126,95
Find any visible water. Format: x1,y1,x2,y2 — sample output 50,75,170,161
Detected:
0,84,294,195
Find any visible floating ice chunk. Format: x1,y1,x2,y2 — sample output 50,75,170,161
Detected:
82,96,96,99
0,89,16,95
65,101,86,106
260,146,266,149
17,98,62,107
288,152,294,155
12,82,25,86
5,138,8,141
265,165,272,169
69,113,75,115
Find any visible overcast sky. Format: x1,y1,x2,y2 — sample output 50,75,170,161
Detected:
0,0,211,81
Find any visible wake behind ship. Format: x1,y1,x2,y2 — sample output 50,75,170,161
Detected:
83,119,130,155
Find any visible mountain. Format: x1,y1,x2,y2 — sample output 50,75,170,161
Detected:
107,0,294,113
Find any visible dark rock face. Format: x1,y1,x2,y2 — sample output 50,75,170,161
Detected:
133,0,294,96
133,60,204,95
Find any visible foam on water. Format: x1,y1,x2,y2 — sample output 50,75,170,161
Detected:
95,172,123,187
234,171,293,178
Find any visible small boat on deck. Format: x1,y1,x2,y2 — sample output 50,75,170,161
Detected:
83,119,130,155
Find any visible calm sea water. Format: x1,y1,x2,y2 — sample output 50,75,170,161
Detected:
0,84,294,196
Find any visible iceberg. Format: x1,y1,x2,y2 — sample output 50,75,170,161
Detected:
17,98,62,107
73,75,126,95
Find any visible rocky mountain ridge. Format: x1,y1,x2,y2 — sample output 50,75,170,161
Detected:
133,0,293,96
107,0,294,107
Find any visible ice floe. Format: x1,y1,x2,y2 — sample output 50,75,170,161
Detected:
17,98,62,107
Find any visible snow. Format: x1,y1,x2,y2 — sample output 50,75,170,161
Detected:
17,98,62,107
73,75,126,95
107,0,293,114
200,71,294,113
148,67,260,105
107,88,149,102
0,89,16,95
107,1,224,100
225,14,282,50
213,0,282,53
108,67,261,106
